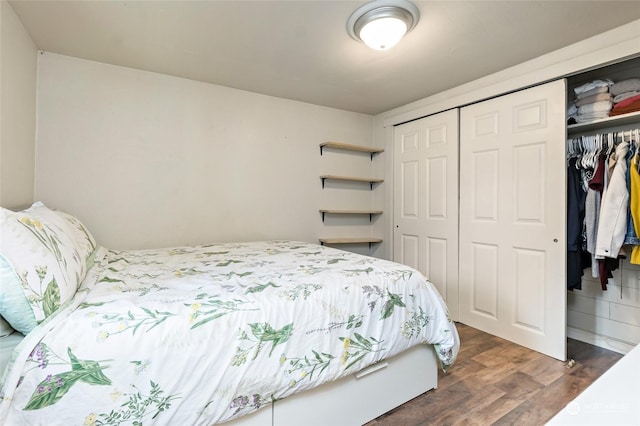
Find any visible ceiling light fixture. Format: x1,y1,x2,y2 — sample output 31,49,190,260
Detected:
347,0,420,51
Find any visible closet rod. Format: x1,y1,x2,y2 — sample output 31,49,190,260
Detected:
615,129,639,137
567,129,640,143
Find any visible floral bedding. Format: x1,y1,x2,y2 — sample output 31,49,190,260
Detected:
0,240,459,425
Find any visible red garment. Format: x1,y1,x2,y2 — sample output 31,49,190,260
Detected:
609,99,640,116
589,155,606,192
610,93,640,116
612,93,640,109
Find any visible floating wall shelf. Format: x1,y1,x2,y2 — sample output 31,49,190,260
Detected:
320,175,383,189
319,209,383,222
319,141,384,160
319,238,383,249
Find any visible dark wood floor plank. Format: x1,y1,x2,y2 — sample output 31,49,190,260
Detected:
452,395,526,426
492,399,557,425
518,353,567,386
365,323,624,426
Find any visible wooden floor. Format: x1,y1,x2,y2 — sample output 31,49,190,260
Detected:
365,323,624,426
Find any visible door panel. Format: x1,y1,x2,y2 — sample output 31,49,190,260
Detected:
394,109,459,320
459,80,567,360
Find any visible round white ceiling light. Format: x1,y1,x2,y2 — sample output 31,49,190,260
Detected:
347,0,420,51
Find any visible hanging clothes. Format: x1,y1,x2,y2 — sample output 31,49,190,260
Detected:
566,129,640,291
595,141,629,258
586,155,606,273
624,144,640,246
630,152,640,264
595,141,629,290
567,157,587,290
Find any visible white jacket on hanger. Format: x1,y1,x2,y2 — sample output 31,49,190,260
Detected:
596,141,630,258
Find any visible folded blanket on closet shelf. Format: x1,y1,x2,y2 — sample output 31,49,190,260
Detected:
575,92,613,107
575,100,613,122
576,112,611,123
573,79,613,97
576,85,610,100
570,80,614,124
610,78,640,96
578,100,614,114
614,91,640,103
609,95,640,116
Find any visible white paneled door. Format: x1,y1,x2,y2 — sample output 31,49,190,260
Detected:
393,109,459,320
459,80,567,360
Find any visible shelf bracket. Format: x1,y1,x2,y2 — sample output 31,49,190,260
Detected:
320,146,324,156
370,152,374,161
321,177,326,189
370,182,373,190
321,212,326,222
369,213,373,222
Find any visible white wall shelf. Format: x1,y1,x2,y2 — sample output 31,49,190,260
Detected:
319,141,384,160
567,110,640,135
319,238,383,249
320,175,383,189
319,209,383,222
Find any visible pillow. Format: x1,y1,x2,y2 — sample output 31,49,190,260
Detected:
0,255,37,334
52,209,97,272
0,315,15,338
0,202,96,333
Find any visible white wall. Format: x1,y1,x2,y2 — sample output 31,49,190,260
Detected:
569,263,640,353
0,0,37,209
35,53,376,251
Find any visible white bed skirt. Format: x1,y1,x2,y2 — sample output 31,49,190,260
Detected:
227,344,439,426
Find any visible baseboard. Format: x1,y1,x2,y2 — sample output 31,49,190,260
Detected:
567,327,634,355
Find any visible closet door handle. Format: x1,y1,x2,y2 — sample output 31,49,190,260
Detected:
553,239,558,243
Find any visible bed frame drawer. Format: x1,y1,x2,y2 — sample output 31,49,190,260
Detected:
273,344,438,426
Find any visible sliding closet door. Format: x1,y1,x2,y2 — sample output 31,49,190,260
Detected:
393,109,459,320
459,80,567,360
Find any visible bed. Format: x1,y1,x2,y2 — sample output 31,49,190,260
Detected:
0,202,459,425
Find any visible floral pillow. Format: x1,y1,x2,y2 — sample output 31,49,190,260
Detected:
52,209,97,272
0,202,96,334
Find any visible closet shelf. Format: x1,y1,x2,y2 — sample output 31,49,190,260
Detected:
319,209,383,222
568,111,640,135
319,238,382,249
320,175,383,189
319,141,384,160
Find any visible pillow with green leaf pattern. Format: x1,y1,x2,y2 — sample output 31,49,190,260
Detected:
0,202,95,334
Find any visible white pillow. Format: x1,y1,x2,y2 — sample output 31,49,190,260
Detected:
0,202,96,333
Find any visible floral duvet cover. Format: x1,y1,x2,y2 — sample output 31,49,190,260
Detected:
0,241,459,425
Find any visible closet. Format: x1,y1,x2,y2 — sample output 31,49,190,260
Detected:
392,56,640,359
565,57,640,354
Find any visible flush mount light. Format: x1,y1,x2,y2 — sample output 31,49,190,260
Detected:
347,0,420,51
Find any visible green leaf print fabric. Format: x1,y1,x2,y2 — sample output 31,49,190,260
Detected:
0,241,459,425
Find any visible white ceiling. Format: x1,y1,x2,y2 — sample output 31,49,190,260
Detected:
8,0,640,115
